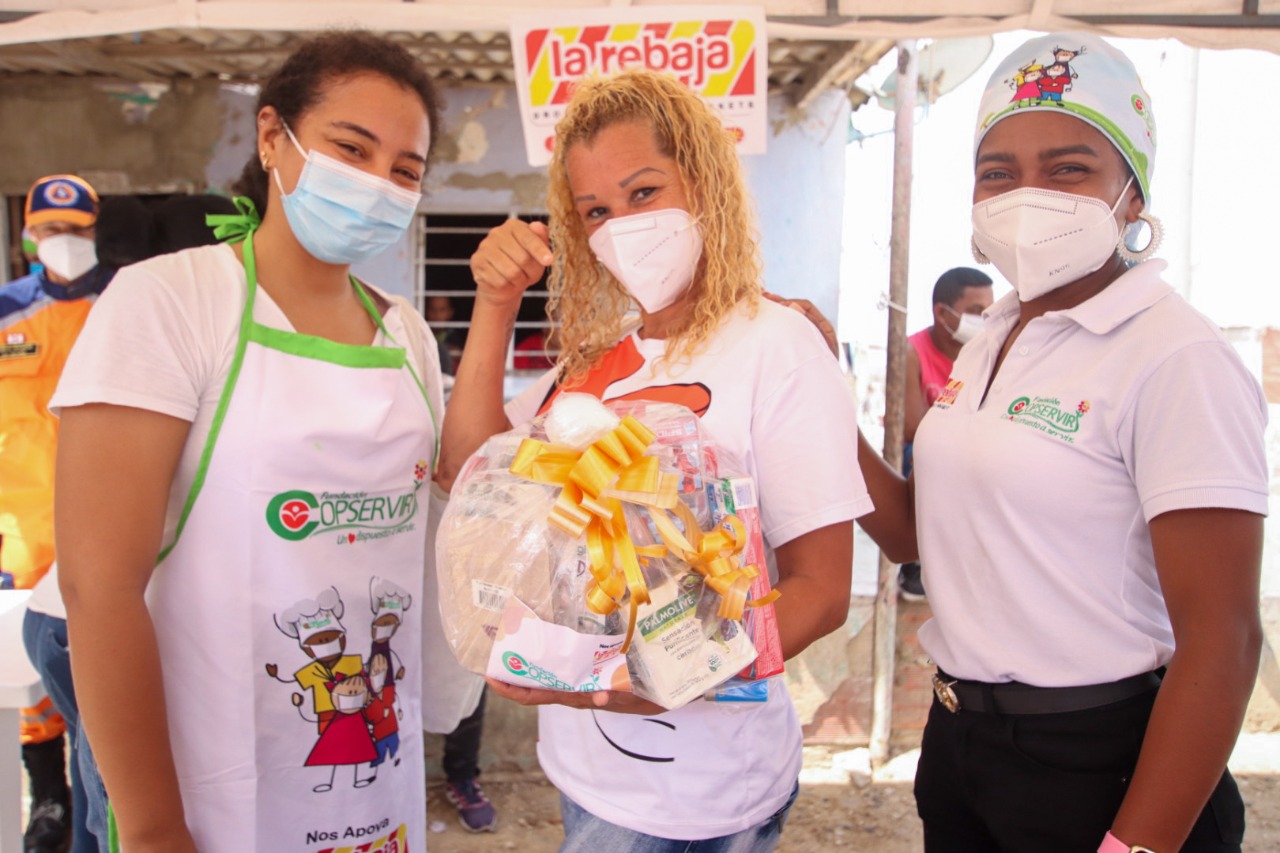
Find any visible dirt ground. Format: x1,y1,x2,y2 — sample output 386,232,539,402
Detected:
421,594,1280,852
424,768,1280,852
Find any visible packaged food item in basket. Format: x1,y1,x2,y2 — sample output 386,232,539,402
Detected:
435,393,772,710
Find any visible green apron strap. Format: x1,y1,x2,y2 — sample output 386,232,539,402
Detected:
155,232,261,563
352,280,440,469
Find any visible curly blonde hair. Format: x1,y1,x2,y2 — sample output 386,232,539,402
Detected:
546,69,762,384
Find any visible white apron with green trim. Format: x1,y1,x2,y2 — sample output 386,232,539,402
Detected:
142,235,434,853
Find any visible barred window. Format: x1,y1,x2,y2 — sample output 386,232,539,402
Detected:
413,212,555,399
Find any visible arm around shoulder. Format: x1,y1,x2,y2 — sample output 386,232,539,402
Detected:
854,430,918,563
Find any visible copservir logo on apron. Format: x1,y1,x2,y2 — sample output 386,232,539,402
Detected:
265,460,429,543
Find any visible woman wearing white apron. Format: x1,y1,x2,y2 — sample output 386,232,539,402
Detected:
51,33,443,853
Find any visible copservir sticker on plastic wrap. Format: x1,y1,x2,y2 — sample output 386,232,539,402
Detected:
486,596,631,693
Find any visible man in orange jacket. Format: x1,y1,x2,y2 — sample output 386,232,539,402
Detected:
2,174,110,853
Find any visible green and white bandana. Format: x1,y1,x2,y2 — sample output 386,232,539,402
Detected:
974,32,1157,202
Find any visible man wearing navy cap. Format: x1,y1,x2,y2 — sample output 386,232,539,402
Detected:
2,174,109,853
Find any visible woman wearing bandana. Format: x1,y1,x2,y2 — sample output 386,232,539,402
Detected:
439,70,874,852
858,33,1267,853
52,33,447,853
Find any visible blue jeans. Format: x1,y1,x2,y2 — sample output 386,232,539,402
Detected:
22,610,110,853
558,782,798,853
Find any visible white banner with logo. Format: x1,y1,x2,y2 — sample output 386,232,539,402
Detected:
510,5,768,167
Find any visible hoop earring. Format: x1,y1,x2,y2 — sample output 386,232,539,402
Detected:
971,236,990,265
1116,211,1163,264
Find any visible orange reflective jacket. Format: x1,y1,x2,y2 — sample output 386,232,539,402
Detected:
0,271,104,590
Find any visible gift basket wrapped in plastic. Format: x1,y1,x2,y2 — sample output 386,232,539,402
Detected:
435,393,782,711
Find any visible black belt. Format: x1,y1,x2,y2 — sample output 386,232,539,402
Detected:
932,669,1163,715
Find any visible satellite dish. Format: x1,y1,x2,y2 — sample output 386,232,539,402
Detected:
875,36,995,111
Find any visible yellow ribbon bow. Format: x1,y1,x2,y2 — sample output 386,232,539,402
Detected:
509,415,678,649
648,504,780,622
509,413,781,653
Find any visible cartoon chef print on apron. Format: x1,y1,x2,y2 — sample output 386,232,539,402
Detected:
143,231,436,853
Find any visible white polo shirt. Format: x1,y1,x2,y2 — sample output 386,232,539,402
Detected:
914,260,1269,687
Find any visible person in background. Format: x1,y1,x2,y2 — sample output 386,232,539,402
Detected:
1,174,108,853
857,32,1266,852
425,294,460,375
512,325,558,370
440,69,871,853
52,32,448,853
897,267,993,600
441,687,497,832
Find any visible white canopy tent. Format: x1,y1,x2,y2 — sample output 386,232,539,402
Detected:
0,1,1276,99
0,0,1277,65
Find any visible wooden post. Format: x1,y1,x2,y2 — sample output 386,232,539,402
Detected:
869,38,916,769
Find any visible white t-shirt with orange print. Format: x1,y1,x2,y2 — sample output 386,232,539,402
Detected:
506,297,873,840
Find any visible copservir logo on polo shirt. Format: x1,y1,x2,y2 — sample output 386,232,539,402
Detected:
1006,395,1091,444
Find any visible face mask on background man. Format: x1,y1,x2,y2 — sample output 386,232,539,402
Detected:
36,233,98,281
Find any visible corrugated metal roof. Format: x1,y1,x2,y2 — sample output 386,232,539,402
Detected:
0,12,893,107
6,0,1274,107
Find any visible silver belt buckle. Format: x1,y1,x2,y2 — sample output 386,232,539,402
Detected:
932,674,961,713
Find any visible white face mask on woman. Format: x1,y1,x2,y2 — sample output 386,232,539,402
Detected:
971,177,1133,301
588,209,703,314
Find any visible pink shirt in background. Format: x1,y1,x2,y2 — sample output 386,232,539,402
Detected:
909,327,954,408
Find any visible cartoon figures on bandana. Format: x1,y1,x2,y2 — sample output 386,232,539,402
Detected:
1007,44,1085,106
1010,63,1046,106
267,584,411,793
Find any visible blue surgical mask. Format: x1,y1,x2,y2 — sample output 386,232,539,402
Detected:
274,123,422,265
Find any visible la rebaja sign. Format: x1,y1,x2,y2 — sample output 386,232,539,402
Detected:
511,5,767,166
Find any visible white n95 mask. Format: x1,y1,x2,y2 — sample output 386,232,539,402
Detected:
971,178,1132,301
588,209,703,314
37,234,98,282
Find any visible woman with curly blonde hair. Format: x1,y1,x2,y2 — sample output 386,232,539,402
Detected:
440,68,871,852
543,71,762,382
